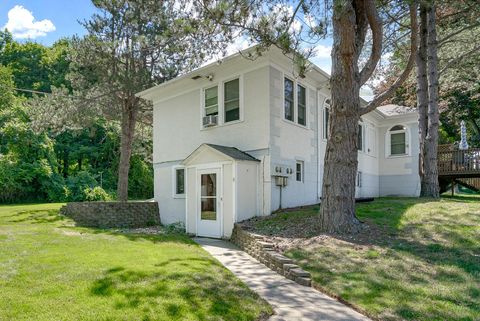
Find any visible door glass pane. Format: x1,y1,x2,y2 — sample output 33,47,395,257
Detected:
201,198,216,220
201,174,216,196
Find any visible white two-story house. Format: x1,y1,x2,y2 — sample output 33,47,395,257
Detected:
137,47,420,238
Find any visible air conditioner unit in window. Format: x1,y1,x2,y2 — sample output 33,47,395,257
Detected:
202,115,218,127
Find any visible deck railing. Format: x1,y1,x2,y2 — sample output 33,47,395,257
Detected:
438,144,480,176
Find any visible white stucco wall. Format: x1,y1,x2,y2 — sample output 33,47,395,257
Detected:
154,162,186,226
378,120,421,196
236,161,259,221
152,64,271,164
222,163,234,237
268,66,319,211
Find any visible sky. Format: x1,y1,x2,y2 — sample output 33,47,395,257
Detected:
0,1,372,98
0,1,335,69
0,0,97,45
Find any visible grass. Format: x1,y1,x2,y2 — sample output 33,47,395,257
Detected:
0,203,271,321
249,196,480,321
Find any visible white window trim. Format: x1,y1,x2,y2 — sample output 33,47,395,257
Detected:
172,165,186,198
323,97,331,140
282,75,309,129
358,122,365,153
296,160,304,183
200,75,244,130
385,124,410,158
356,171,362,187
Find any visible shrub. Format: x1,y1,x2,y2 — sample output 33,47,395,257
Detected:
83,186,112,201
66,171,98,201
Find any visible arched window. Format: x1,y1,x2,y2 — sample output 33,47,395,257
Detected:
389,125,407,156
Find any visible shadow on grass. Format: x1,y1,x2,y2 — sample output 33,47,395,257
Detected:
281,197,480,320
4,209,66,224
90,260,267,320
60,224,197,245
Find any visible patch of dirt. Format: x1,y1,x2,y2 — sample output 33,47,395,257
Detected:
240,211,397,253
117,226,166,234
60,230,83,236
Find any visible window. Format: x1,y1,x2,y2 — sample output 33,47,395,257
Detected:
389,125,407,155
174,167,185,196
204,86,218,116
358,124,363,151
296,161,304,182
356,171,362,187
284,78,294,121
297,84,306,126
224,78,240,122
202,77,242,128
323,98,331,139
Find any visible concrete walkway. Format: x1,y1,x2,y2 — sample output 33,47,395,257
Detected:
194,238,370,321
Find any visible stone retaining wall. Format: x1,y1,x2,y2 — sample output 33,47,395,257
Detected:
60,202,160,228
230,224,311,286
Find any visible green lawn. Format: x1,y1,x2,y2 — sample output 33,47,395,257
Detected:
247,196,480,321
0,203,271,321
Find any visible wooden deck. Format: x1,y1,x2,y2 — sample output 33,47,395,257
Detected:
438,145,480,193
438,145,480,178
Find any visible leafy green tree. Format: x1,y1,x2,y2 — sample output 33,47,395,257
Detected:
60,0,227,201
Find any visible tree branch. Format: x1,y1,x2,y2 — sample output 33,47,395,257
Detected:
438,22,480,47
360,1,418,115
359,0,383,86
439,44,480,76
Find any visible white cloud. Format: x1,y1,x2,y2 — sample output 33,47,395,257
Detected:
2,5,55,39
314,44,332,59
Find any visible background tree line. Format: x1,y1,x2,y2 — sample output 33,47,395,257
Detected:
0,31,153,203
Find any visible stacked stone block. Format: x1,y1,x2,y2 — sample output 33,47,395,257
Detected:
230,224,311,286
60,202,160,228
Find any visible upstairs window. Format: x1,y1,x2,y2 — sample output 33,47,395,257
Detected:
323,98,331,139
297,85,306,126
284,78,294,121
204,86,218,117
389,125,407,155
358,124,363,151
174,167,185,197
296,161,304,182
224,78,240,122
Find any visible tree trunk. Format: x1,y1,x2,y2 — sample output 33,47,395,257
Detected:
417,3,430,196
319,1,361,233
423,3,440,198
63,149,69,178
117,98,138,202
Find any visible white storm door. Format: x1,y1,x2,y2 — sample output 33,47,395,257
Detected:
197,169,222,238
